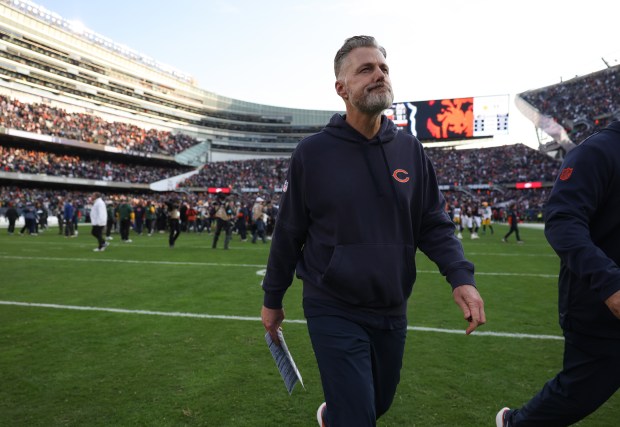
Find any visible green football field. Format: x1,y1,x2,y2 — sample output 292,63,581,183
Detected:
0,223,618,426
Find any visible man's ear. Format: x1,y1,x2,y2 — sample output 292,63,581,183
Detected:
335,80,348,99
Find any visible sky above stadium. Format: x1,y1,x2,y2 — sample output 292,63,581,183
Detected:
30,0,620,146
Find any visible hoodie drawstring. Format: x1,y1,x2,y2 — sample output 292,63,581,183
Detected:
378,140,400,204
362,142,385,198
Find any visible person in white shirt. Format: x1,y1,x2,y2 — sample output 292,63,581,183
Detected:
89,192,108,252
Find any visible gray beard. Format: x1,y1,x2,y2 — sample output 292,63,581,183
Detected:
353,87,394,115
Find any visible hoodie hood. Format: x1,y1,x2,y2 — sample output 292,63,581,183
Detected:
323,113,398,145
322,113,401,201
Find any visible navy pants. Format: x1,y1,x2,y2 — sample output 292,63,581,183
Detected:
509,330,620,426
504,224,521,241
307,316,406,427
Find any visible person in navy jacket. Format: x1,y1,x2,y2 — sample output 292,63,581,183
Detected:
261,35,486,427
63,199,75,237
496,121,620,426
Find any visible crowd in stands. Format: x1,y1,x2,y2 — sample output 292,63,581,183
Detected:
0,95,199,156
426,144,560,185
181,158,289,189
0,91,569,227
520,65,620,144
180,144,560,191
0,129,560,191
0,140,559,230
6,50,620,243
0,146,192,183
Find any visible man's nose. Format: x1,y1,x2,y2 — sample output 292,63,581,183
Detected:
373,67,387,82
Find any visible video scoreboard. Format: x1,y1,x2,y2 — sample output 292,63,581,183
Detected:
386,95,509,142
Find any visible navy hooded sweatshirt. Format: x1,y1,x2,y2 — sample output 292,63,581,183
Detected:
544,120,620,339
263,114,475,327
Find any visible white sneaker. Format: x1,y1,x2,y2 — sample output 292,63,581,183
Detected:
495,407,510,426
316,402,326,427
106,236,113,240
124,239,133,243
93,247,105,252
471,233,479,239
457,232,463,239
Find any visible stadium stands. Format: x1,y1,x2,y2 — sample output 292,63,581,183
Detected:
516,64,620,154
0,0,336,158
0,145,192,183
427,144,559,186
0,95,199,156
1,0,615,231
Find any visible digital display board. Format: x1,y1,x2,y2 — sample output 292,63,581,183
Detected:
385,95,509,142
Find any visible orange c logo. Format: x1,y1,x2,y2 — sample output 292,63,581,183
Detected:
392,169,410,183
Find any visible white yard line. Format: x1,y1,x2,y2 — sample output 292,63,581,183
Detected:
0,300,563,341
0,255,557,278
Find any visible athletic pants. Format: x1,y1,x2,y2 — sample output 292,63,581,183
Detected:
120,219,131,241
509,330,620,426
504,224,521,241
91,225,105,249
307,315,406,427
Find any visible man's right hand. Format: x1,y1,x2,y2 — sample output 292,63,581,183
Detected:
261,305,285,345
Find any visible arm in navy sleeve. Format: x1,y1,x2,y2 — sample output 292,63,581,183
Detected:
262,153,309,309
544,143,620,302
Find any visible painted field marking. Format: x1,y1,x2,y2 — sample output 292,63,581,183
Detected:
0,256,557,278
0,300,563,341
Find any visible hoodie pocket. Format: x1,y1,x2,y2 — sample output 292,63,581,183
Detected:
322,244,415,308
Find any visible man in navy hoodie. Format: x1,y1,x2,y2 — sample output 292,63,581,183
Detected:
261,35,486,426
496,121,620,426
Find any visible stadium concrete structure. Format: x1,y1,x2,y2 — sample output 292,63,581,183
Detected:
0,0,338,193
0,0,617,198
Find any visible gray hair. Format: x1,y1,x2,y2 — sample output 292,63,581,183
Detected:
334,35,387,78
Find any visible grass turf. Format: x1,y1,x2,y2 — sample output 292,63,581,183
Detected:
0,224,618,426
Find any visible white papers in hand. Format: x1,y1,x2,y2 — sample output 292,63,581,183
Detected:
265,329,305,394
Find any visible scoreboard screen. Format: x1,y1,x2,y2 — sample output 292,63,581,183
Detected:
386,95,509,142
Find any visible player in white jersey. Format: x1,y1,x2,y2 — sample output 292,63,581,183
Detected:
452,204,463,239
